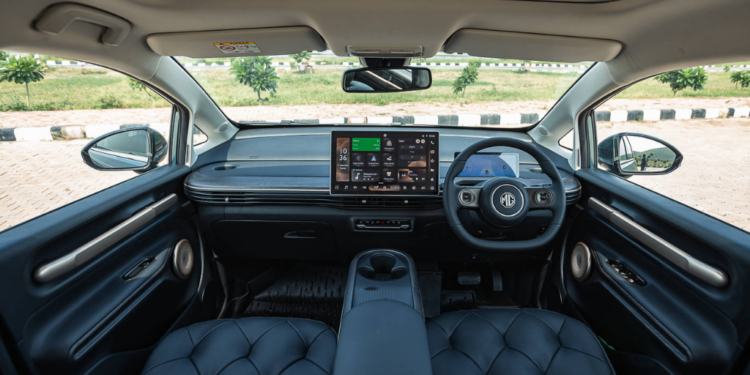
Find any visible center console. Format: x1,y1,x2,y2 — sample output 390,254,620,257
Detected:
341,249,423,316
334,249,432,375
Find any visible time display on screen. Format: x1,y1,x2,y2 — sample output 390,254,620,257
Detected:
331,131,439,195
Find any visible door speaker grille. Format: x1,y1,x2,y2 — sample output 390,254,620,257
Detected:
571,242,592,282
173,239,194,280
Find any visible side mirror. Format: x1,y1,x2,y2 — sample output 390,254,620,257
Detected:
597,133,682,176
342,67,431,93
81,127,167,172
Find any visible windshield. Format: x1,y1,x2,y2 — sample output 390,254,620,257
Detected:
178,52,589,128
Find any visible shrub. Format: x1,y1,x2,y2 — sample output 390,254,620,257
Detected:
452,62,480,98
654,67,707,96
730,71,750,89
98,95,124,109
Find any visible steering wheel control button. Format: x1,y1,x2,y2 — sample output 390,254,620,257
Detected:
534,190,553,206
458,189,476,206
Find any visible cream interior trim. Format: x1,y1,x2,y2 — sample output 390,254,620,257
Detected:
444,29,622,63
147,26,327,58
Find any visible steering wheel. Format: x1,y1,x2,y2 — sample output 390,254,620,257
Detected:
443,137,566,252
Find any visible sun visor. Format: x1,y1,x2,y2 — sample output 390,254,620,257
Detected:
146,26,326,57
443,29,622,63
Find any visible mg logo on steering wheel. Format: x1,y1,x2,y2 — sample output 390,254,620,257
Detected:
500,192,516,208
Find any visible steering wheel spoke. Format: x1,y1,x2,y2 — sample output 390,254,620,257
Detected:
525,186,556,210
456,187,481,209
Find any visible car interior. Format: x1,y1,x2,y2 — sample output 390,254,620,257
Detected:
1,0,749,375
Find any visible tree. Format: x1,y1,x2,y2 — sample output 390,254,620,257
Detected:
654,67,707,96
0,50,8,61
730,71,750,89
452,60,481,98
290,51,311,72
0,55,45,105
230,56,279,100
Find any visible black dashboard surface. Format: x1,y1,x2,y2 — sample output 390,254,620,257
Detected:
187,127,581,195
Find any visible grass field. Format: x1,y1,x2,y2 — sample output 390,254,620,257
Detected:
1,65,750,112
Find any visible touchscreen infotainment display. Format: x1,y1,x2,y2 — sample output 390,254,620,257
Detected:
331,131,439,195
455,152,520,178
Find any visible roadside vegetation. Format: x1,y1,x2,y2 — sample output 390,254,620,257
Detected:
1,51,750,112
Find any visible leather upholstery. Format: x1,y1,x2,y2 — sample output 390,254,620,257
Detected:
427,308,614,375
142,317,336,375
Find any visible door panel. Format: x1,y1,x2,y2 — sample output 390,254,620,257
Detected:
563,168,750,375
0,165,212,375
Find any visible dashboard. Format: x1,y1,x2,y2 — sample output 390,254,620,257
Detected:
186,126,582,261
331,131,439,195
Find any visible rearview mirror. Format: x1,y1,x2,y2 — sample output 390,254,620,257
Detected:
81,127,168,172
342,67,431,93
598,133,683,176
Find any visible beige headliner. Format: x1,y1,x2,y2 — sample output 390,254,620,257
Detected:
1,0,749,83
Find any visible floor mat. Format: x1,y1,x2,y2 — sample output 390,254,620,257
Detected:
245,262,348,329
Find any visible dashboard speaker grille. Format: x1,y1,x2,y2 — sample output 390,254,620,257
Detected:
571,242,592,282
173,239,194,280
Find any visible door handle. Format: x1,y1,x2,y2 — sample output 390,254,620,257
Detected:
35,4,131,46
589,197,728,287
34,194,177,283
284,230,317,239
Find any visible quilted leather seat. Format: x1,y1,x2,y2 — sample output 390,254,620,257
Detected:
426,308,614,375
141,317,336,375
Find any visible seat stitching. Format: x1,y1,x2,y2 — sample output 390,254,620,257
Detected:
543,345,562,374
560,345,608,364
522,310,560,334
506,347,544,373
245,358,262,375
428,319,451,339
469,311,508,337
285,320,308,347
302,358,331,375
141,356,190,374
232,320,253,349
188,355,202,375
307,327,330,349
486,347,507,375
450,346,485,374
278,357,305,375
451,312,473,337
215,356,246,375
244,320,287,346
430,347,452,360
193,321,233,347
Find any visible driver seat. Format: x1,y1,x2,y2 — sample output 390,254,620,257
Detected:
427,308,614,375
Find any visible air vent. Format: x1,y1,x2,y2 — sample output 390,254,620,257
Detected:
566,188,582,205
185,186,443,210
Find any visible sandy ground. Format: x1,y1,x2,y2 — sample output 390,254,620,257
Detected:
1,97,749,128
597,118,750,231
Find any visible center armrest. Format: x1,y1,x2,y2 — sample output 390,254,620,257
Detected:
333,299,433,375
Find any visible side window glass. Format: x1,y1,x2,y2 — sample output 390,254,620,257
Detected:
594,63,750,231
0,52,173,232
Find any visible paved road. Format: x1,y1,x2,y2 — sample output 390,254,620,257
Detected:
0,140,135,231
1,118,749,233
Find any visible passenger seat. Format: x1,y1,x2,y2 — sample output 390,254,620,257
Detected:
141,317,336,375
